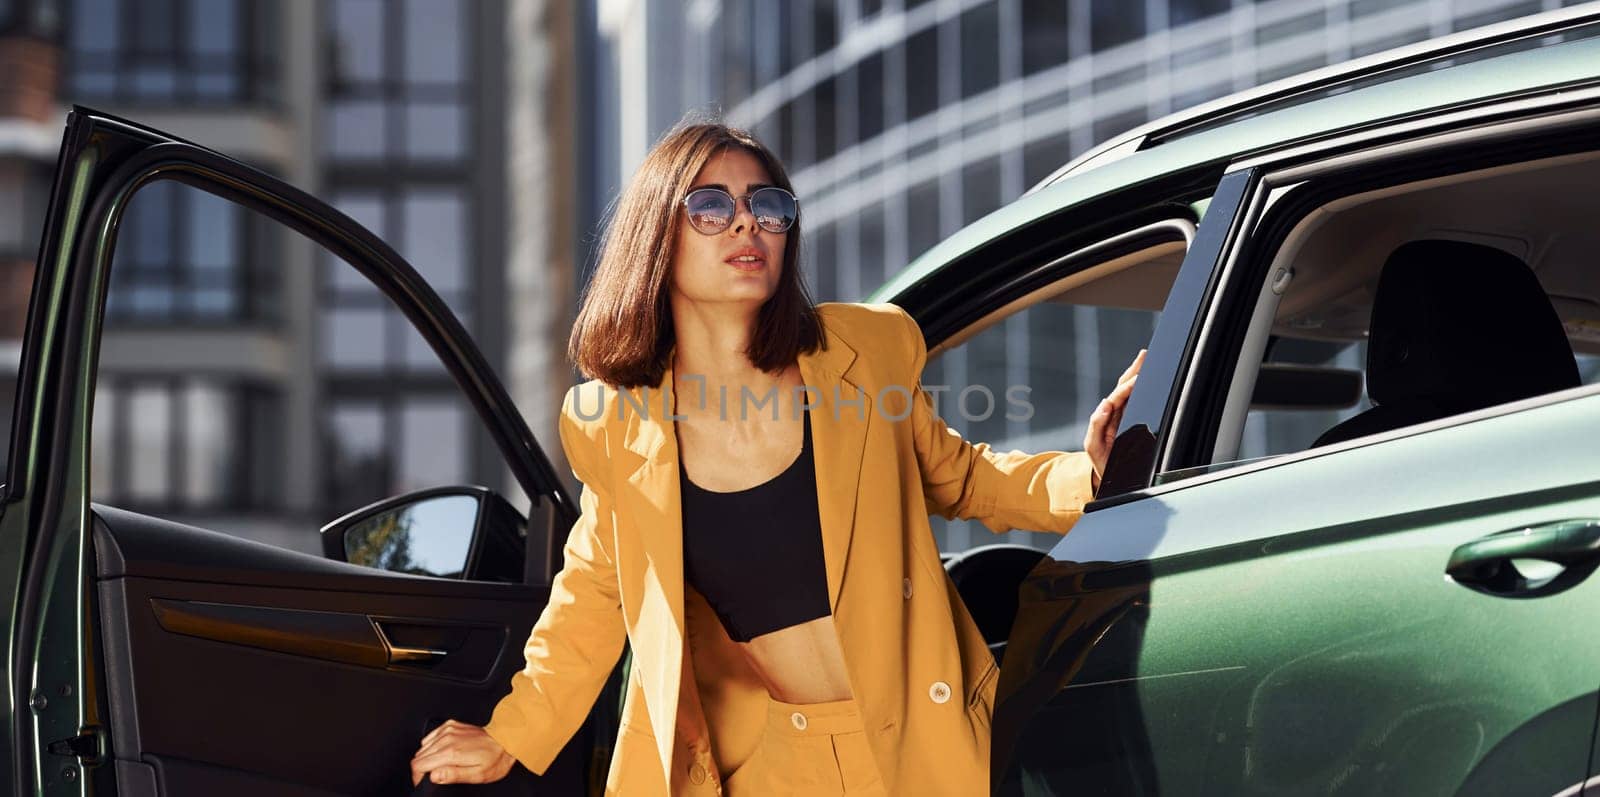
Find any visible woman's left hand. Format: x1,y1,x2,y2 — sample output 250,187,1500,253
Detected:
1083,349,1145,492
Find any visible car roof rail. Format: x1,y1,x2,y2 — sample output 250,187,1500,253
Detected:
1025,3,1600,195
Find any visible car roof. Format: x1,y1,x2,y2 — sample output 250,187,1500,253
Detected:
871,4,1600,304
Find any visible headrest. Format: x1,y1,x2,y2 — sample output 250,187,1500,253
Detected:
1366,239,1579,409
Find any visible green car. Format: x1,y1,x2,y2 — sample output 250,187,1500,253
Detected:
6,5,1600,797
870,5,1600,796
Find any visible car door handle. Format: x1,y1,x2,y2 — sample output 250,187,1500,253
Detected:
387,645,449,666
1446,519,1600,597
373,621,450,667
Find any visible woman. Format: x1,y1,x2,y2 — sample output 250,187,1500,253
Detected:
409,118,1142,795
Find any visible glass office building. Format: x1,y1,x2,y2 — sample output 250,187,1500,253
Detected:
594,0,1572,551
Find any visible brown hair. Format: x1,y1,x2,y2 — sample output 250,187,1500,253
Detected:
569,113,824,388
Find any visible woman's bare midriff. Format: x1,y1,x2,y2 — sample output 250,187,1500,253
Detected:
674,365,855,705
739,617,855,703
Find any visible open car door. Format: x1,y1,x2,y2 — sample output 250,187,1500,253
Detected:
1,108,618,795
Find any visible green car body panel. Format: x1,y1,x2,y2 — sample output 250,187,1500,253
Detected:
993,390,1600,793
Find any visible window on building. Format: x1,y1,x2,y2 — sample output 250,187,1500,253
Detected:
104,179,281,324
857,53,885,143
320,189,472,374
321,0,487,525
91,376,283,513
327,0,469,164
778,0,799,75
1349,0,1417,18
93,181,306,518
960,4,1000,98
1022,0,1071,75
814,76,839,163
756,116,785,166
962,157,1003,225
813,0,838,54
906,26,940,122
1023,132,1074,186
93,173,506,560
907,179,942,260
1169,0,1232,27
721,0,754,104
1092,108,1146,145
1091,0,1146,51
779,100,804,170
858,202,886,293
751,0,781,86
65,0,277,104
811,223,838,302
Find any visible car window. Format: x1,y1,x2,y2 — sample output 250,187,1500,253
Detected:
922,227,1191,554
93,178,527,578
1203,146,1600,474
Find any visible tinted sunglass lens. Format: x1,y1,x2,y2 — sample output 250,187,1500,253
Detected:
750,187,798,232
685,189,735,232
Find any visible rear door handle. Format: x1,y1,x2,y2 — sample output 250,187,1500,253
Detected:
1446,519,1600,597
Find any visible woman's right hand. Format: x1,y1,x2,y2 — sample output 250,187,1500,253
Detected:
410,719,516,787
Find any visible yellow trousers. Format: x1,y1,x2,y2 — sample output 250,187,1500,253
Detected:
722,696,887,796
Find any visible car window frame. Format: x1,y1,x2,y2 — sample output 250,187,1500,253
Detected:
1141,96,1600,493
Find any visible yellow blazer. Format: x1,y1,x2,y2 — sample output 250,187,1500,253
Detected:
483,302,1096,795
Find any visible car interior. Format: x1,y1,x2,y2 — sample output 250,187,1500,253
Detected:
1208,147,1600,470
926,222,1192,360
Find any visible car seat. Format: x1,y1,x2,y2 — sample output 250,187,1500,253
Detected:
1311,239,1579,448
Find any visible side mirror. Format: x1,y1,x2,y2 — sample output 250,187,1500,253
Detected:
1250,363,1364,410
320,486,527,582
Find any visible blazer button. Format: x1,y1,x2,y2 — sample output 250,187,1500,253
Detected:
903,577,913,599
689,763,707,785
929,681,952,704
791,711,808,730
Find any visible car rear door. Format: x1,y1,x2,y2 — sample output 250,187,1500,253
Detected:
994,110,1600,795
2,109,614,795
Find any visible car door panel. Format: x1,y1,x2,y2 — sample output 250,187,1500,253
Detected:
92,506,591,795
998,387,1600,795
2,109,607,794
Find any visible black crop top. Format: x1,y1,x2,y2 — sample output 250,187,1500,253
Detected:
679,410,831,643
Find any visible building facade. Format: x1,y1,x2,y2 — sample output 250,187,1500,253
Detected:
592,0,1576,552
1,0,582,556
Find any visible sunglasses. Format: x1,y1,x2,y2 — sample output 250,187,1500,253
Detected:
681,186,800,235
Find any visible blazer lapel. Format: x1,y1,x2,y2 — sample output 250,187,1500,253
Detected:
611,327,871,778
796,333,871,611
